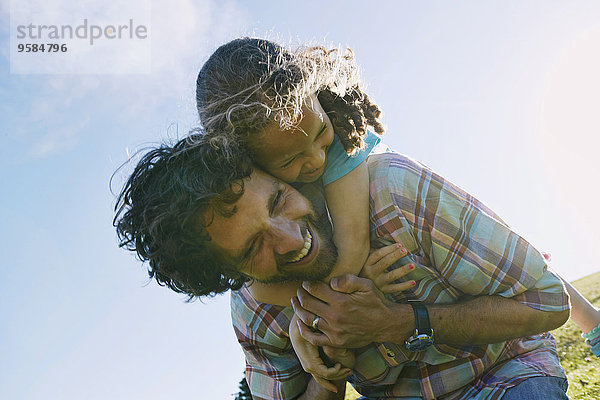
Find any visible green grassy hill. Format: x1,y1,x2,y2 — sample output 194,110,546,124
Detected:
345,271,600,400
552,271,600,399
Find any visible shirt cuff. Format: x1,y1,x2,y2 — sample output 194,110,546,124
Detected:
376,342,409,366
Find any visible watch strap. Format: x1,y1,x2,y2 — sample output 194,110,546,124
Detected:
411,302,432,335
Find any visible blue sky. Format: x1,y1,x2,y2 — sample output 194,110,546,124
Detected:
1,0,599,398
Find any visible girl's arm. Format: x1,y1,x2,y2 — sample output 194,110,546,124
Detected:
561,278,600,334
560,278,600,358
542,252,600,357
541,252,600,333
323,161,371,281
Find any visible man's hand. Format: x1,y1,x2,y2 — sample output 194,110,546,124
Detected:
291,274,404,348
289,314,353,392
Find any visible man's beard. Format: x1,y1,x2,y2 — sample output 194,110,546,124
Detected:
254,213,338,284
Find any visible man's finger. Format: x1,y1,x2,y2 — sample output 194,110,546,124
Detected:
297,287,330,319
297,318,333,347
314,376,338,393
330,274,373,294
291,295,328,331
301,280,339,304
309,363,351,381
312,366,352,390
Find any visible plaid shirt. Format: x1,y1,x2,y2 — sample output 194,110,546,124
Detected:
230,153,569,400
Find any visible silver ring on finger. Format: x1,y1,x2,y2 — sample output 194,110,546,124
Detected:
311,316,321,332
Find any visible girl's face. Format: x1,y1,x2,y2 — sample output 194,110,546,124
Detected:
253,95,335,183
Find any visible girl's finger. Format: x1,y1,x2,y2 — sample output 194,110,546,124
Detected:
382,280,416,294
381,262,415,284
366,244,400,264
361,245,400,279
369,246,408,276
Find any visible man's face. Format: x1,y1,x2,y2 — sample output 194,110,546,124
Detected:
205,170,337,283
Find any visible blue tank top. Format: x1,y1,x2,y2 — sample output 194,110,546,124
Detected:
322,130,382,186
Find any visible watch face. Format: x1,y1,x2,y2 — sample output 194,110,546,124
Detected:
406,335,434,352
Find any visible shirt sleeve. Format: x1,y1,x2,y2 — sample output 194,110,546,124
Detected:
382,155,569,312
321,130,381,186
230,290,310,400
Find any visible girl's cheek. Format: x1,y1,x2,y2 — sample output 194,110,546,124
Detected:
268,167,299,184
285,170,301,183
281,163,302,183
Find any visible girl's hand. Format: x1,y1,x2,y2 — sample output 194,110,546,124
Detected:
359,244,416,294
289,313,353,392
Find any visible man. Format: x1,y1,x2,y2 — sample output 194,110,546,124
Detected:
114,135,570,399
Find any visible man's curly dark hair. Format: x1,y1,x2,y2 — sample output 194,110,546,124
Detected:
113,133,253,299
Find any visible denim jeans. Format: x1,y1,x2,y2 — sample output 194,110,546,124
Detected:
356,376,569,399
502,376,569,399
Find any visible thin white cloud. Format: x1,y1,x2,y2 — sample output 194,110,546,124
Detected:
29,116,90,157
4,0,251,159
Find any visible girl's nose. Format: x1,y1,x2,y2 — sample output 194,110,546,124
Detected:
304,148,326,170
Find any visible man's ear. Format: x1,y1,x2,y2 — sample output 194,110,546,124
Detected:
221,264,250,282
205,240,243,281
229,271,247,281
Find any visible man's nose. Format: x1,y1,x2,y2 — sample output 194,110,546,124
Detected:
266,217,305,256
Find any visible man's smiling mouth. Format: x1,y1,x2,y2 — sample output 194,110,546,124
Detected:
289,229,313,263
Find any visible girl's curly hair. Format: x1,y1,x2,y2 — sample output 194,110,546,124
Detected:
113,133,253,299
195,37,384,157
